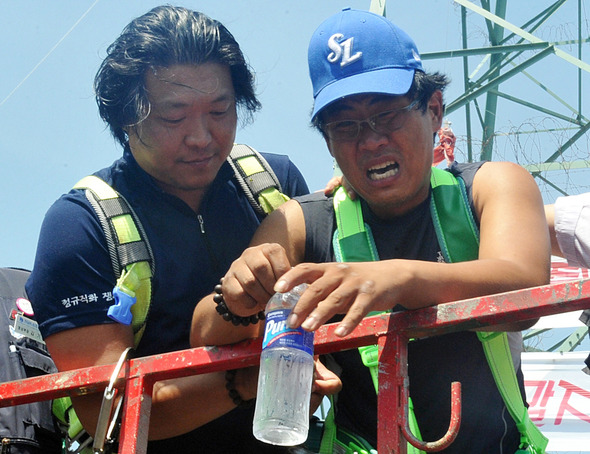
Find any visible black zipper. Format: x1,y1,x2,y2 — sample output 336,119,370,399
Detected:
196,214,221,275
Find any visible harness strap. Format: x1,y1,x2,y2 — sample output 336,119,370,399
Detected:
55,144,288,452
478,331,548,453
53,176,155,452
333,188,378,263
73,175,154,345
429,168,479,263
329,187,424,454
227,144,290,215
430,169,547,453
318,395,338,454
326,167,547,453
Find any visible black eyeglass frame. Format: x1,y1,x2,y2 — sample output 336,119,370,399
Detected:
320,99,420,142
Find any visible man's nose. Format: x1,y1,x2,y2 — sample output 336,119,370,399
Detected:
184,116,212,148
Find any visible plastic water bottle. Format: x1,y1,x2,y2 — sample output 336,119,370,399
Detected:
253,284,314,446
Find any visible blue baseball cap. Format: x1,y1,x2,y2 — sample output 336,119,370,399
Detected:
308,8,423,120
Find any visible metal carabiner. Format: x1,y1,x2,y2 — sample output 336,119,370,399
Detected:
93,347,133,454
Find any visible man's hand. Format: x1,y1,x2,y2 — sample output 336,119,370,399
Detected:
310,357,342,415
276,261,397,338
222,243,292,316
322,175,357,199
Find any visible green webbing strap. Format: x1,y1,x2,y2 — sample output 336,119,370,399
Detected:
333,187,378,262
227,144,290,215
318,395,337,454
429,167,479,263
478,331,548,453
326,167,547,453
328,187,424,454
358,345,379,394
430,167,546,453
52,397,85,441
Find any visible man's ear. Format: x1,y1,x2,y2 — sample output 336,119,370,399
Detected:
126,125,140,140
428,90,444,131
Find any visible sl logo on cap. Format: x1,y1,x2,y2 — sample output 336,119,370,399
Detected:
327,33,362,68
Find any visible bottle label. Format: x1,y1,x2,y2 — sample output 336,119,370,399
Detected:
262,309,314,356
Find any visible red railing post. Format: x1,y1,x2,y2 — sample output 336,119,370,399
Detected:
377,329,409,453
118,374,153,454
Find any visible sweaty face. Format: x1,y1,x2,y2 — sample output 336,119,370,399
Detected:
128,63,237,211
323,93,443,219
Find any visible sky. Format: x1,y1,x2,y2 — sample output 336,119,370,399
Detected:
1,0,588,270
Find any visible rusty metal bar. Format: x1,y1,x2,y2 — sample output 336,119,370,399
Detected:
119,373,153,454
377,328,408,452
0,279,588,453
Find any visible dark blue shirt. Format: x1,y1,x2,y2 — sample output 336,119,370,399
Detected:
26,146,308,453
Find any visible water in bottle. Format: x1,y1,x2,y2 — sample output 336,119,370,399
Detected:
253,284,314,446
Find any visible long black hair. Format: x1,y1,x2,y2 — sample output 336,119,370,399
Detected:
94,5,261,146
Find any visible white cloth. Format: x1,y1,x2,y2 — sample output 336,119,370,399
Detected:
554,193,590,373
554,192,590,268
507,331,523,370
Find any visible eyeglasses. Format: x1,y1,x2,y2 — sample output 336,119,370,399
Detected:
321,99,419,142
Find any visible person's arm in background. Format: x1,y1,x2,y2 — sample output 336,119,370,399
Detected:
544,204,563,257
546,193,590,368
546,192,590,268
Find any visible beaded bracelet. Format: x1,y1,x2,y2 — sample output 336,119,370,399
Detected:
214,280,265,326
225,369,255,408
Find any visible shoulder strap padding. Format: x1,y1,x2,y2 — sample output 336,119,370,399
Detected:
332,186,378,263
227,144,289,215
73,175,153,345
429,167,480,263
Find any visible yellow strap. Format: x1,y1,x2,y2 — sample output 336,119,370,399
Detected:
229,144,290,214
334,186,366,239
478,331,548,452
236,155,265,176
123,262,152,343
111,215,141,243
258,187,290,214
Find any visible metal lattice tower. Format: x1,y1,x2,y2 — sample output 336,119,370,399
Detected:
372,0,590,351
376,0,590,200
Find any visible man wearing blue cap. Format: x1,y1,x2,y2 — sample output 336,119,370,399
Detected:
192,8,550,452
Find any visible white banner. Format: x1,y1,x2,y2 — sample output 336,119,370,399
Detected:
522,352,590,453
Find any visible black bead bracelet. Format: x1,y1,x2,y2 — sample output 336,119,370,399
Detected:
225,369,255,408
214,280,265,326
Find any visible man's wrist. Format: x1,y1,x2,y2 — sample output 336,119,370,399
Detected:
225,369,255,407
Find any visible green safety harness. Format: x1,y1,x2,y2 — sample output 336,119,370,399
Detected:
52,144,289,453
317,167,547,454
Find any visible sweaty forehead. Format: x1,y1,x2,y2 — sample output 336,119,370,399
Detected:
146,64,234,103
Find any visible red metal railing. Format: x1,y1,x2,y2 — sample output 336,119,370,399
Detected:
1,278,589,453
